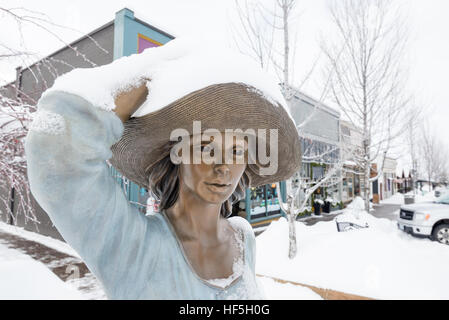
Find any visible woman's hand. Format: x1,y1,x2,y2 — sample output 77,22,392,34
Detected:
113,80,149,123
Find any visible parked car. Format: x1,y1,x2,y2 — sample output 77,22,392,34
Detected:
397,192,449,245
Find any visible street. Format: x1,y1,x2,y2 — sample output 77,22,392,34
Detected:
371,204,401,221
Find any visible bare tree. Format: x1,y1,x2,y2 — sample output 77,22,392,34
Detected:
0,94,36,224
0,7,109,225
404,101,424,194
232,0,343,259
322,0,410,211
231,0,301,91
420,124,448,191
231,0,277,70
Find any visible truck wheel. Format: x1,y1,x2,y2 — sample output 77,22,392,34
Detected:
432,224,449,245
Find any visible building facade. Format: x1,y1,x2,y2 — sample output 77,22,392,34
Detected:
370,157,397,203
1,8,344,237
229,87,342,227
339,120,365,204
286,88,342,215
0,8,174,239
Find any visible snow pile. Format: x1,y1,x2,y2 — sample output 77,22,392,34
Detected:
380,192,404,205
381,191,439,205
0,242,84,300
0,260,84,300
336,196,369,225
256,210,449,299
325,197,337,205
42,36,292,122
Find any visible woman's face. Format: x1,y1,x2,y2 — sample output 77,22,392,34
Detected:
179,134,248,204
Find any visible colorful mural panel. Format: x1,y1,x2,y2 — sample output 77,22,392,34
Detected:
138,33,161,53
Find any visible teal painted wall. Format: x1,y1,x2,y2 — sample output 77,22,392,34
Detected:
113,8,173,60
111,8,173,210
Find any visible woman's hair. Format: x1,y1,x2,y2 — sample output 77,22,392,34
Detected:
147,141,251,218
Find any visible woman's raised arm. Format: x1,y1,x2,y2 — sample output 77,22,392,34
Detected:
24,86,160,298
113,81,148,123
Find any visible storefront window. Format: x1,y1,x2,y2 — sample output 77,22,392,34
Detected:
312,165,324,180
249,184,280,217
250,186,266,216
266,184,280,212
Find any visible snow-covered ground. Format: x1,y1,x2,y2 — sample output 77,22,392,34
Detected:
0,222,320,300
257,276,322,300
380,190,437,205
379,192,405,205
256,197,449,299
3,194,447,300
0,242,84,300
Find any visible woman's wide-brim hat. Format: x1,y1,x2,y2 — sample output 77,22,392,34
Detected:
110,82,302,189
92,37,303,189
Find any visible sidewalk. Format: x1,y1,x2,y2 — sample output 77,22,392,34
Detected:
371,204,400,221
297,210,344,226
257,274,373,300
297,202,401,226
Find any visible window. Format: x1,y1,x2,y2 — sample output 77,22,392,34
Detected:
341,126,351,136
348,177,353,197
312,165,324,180
249,184,280,218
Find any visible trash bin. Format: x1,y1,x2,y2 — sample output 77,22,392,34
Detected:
404,195,415,204
323,201,331,213
313,202,322,215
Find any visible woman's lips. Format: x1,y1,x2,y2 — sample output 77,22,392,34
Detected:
204,182,231,193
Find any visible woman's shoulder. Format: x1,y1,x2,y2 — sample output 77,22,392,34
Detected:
227,216,256,270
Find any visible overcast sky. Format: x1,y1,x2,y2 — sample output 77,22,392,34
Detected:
1,0,448,171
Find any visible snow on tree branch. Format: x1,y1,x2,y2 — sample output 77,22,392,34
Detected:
322,0,412,211
0,6,109,225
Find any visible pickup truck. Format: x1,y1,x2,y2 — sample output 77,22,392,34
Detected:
397,192,449,245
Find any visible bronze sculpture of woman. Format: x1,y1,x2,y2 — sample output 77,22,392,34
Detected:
25,40,302,299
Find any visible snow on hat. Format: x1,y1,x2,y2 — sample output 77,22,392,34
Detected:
44,37,302,188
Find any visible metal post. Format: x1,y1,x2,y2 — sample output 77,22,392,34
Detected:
245,188,251,223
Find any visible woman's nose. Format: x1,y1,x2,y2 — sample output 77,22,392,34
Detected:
213,163,230,176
